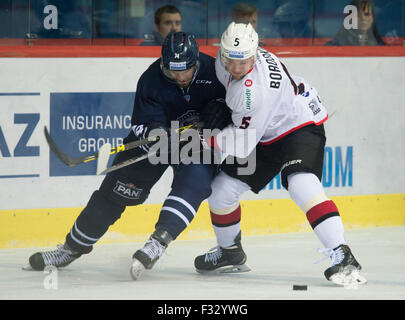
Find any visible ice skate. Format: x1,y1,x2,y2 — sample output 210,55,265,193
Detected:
319,244,367,286
24,243,90,271
130,229,172,280
194,232,251,274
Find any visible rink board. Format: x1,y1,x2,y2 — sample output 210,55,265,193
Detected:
1,193,404,248
1,55,404,248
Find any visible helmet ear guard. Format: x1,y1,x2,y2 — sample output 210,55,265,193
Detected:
220,22,259,65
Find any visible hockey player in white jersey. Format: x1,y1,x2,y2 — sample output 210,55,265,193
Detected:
194,22,366,286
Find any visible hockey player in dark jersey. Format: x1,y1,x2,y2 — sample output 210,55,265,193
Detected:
26,32,231,280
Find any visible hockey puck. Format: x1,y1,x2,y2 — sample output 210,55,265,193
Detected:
292,285,308,291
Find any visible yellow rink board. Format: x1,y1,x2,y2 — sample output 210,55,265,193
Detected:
1,193,404,248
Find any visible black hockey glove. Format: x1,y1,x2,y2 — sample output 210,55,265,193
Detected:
131,123,169,153
200,98,232,131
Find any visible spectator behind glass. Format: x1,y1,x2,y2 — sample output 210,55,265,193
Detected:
326,0,385,46
231,3,265,46
269,0,312,45
141,5,182,46
231,2,258,31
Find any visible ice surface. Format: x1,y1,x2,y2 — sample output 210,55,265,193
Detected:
1,226,404,300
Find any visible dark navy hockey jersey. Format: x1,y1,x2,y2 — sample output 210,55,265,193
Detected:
130,52,226,128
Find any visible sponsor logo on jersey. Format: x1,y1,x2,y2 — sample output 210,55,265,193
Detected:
245,88,252,110
113,181,143,199
244,79,253,87
301,91,310,97
177,110,200,127
309,98,321,115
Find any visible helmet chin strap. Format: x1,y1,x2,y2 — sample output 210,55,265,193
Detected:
187,60,200,86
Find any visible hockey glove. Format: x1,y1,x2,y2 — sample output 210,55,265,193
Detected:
199,130,220,152
200,98,232,131
131,123,169,153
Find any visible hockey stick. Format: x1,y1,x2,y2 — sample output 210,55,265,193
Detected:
97,129,206,175
44,122,203,167
97,149,155,175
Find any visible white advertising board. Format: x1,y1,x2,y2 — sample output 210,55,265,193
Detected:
0,57,404,210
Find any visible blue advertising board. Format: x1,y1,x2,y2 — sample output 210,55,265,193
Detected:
49,92,135,176
46,91,354,189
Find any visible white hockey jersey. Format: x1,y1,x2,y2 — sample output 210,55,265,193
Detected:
214,47,328,158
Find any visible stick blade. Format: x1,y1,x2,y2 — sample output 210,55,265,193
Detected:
96,143,112,175
44,126,73,166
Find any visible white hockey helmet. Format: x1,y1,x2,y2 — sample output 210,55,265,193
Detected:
220,22,259,64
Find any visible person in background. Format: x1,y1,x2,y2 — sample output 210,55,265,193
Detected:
269,0,312,45
326,0,385,46
141,5,182,46
231,2,259,31
231,2,264,46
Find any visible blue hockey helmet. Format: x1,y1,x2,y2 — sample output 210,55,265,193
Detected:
161,32,199,71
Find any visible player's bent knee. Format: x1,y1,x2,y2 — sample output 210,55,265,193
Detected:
87,190,126,224
209,202,240,216
287,172,326,211
208,188,237,210
208,172,250,209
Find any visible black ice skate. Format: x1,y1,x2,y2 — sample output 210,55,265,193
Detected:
25,243,90,271
320,244,367,286
194,232,251,274
130,229,172,280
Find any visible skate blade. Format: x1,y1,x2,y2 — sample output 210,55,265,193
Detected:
22,264,34,271
330,267,367,287
196,263,251,275
130,259,146,280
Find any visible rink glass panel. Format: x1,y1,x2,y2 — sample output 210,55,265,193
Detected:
0,0,403,46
